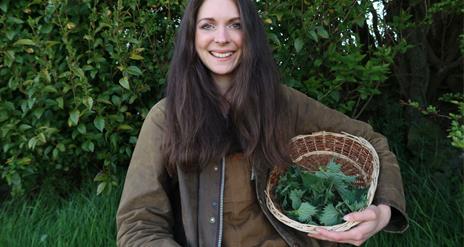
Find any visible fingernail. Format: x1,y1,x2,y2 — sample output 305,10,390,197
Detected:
343,215,351,221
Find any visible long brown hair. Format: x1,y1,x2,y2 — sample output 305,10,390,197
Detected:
164,0,290,173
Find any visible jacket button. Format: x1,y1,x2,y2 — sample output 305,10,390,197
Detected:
209,217,216,224
212,201,218,208
213,166,218,171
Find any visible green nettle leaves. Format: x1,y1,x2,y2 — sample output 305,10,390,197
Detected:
320,203,341,226
274,161,368,226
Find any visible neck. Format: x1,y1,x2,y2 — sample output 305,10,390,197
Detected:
212,74,232,96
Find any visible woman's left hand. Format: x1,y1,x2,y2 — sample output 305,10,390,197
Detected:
307,204,391,246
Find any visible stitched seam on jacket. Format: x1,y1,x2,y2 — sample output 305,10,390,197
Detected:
217,158,225,247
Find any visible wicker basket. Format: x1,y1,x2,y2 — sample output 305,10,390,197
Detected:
265,131,380,233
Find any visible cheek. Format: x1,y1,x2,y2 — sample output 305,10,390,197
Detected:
195,33,211,50
232,33,244,48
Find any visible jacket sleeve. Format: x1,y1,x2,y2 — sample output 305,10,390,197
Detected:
116,100,181,247
288,87,409,233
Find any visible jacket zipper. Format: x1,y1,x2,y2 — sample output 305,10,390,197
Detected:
217,157,225,247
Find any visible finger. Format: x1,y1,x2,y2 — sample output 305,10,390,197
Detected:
352,240,364,246
314,228,354,242
344,205,378,222
314,221,376,243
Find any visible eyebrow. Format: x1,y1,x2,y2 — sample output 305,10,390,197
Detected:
196,17,241,24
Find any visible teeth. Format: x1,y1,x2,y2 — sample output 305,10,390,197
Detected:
211,51,233,58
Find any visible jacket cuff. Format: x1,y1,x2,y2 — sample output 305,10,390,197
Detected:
373,198,409,233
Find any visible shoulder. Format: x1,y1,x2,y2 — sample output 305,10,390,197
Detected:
280,84,319,107
145,98,167,128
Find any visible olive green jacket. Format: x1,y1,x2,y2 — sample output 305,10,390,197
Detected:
116,86,408,247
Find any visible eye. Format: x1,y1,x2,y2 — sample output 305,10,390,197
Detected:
199,23,215,30
229,22,241,29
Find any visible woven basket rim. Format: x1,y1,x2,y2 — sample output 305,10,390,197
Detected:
265,131,380,233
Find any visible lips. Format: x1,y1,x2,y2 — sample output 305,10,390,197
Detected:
210,51,234,58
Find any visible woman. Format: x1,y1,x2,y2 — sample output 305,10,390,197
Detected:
116,0,408,246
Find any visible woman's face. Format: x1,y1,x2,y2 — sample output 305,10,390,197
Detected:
195,0,243,82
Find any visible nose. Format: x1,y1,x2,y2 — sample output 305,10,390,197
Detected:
214,26,229,44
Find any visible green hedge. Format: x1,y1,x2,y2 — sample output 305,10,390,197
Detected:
0,0,403,196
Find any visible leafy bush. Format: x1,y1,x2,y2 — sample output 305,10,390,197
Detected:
0,0,402,196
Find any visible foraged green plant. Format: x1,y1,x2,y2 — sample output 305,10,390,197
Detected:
274,160,368,226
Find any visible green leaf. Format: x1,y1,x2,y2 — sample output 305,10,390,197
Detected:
52,148,59,159
6,30,16,40
297,202,317,222
82,140,94,152
316,26,329,39
309,30,318,42
294,38,304,53
68,110,80,126
28,137,38,150
41,69,51,83
74,67,86,81
57,143,66,152
84,97,94,110
7,16,24,24
94,116,105,132
289,189,304,210
301,171,321,188
0,1,8,12
320,204,341,226
117,124,133,131
19,124,32,131
268,33,281,46
43,85,58,94
97,182,106,195
94,171,105,182
119,77,130,90
126,66,143,76
129,53,144,60
56,97,64,109
326,159,341,173
40,24,53,34
4,50,15,67
77,124,87,134
13,39,36,46
37,133,46,143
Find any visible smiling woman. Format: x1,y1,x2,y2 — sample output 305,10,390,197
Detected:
116,0,409,246
195,0,243,94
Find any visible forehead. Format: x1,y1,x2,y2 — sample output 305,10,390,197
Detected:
197,0,240,20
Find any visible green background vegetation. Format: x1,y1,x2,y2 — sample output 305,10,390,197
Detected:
0,0,462,246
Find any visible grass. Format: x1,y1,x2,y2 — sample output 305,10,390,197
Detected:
0,175,123,247
364,154,463,247
0,152,462,246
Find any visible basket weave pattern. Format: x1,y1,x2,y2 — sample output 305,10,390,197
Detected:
265,131,380,233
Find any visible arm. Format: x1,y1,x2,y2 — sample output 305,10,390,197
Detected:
286,87,408,242
116,101,181,247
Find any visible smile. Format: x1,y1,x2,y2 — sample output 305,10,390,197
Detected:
210,51,234,58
